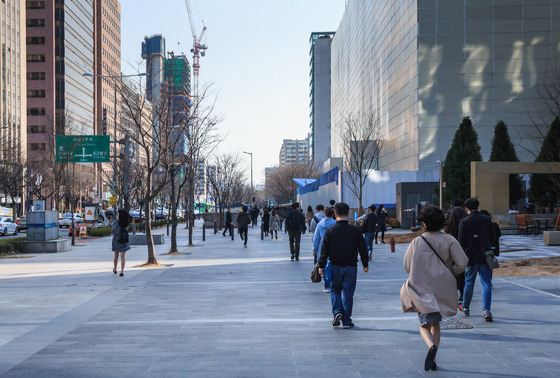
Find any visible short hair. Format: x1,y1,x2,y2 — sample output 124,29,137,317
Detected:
417,205,445,231
334,202,349,217
242,205,248,212
329,199,336,206
292,202,299,209
480,209,491,218
369,204,377,212
452,198,463,207
316,204,325,211
464,198,479,211
325,207,335,218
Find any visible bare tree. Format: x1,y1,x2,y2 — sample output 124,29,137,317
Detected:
265,163,321,204
337,112,383,214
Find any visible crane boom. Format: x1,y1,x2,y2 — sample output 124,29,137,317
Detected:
184,0,207,102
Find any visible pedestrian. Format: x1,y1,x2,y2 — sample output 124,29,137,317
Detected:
308,204,325,238
269,209,280,239
236,206,251,248
458,198,497,321
445,200,467,302
250,206,259,227
313,207,336,291
112,209,131,277
261,208,270,237
375,204,387,244
318,202,369,329
223,206,232,237
285,202,306,261
329,199,337,220
400,205,468,371
480,209,502,283
361,205,379,261
306,205,314,230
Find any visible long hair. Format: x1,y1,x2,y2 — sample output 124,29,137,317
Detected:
445,207,467,239
118,209,130,228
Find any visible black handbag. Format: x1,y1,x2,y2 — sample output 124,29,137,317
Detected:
484,250,500,270
310,265,322,283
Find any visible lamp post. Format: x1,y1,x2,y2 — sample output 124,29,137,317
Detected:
82,72,146,213
243,151,253,203
436,160,443,209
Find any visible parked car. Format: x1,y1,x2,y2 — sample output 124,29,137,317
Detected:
129,210,143,223
15,215,27,231
58,213,84,228
0,217,18,236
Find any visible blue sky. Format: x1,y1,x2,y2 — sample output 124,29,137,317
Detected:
121,0,345,184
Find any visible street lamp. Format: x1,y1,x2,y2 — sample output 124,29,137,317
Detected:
436,160,443,209
82,72,146,213
243,151,253,203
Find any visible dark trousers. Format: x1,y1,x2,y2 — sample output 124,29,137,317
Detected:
239,225,248,246
375,230,385,242
288,230,301,258
223,223,231,236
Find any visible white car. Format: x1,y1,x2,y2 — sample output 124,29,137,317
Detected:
58,214,84,228
0,217,18,236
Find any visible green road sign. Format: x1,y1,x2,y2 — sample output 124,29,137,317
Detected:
56,135,111,163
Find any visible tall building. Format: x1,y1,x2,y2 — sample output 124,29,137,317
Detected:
279,139,309,166
141,34,165,103
309,32,334,165
331,0,560,182
1,0,26,159
26,0,95,207
164,52,191,154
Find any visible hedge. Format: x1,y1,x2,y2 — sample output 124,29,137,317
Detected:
88,227,112,237
0,237,27,254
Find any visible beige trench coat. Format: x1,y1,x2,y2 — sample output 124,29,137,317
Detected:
400,230,468,317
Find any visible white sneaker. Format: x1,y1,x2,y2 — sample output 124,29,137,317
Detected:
323,288,330,293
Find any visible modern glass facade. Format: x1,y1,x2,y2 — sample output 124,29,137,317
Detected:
142,34,165,103
331,0,560,181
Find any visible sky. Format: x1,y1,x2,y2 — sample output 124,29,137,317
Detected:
120,0,346,185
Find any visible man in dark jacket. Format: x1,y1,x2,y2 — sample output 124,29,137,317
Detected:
318,202,369,329
223,207,232,237
236,206,251,248
458,197,497,321
285,202,306,261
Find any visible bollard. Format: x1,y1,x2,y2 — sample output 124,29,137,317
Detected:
166,221,169,236
132,220,136,234
391,237,396,253
261,226,264,240
214,220,217,234
231,224,234,240
203,223,206,241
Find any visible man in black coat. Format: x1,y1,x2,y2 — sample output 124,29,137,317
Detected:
284,202,306,261
223,207,232,237
318,202,369,329
458,197,497,321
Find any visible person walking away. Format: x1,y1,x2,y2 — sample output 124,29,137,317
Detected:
236,206,251,248
400,206,468,371
445,200,467,302
223,206,232,237
329,199,337,220
309,204,325,238
458,198,497,321
375,204,387,244
112,209,131,277
250,206,259,227
306,205,314,230
285,202,306,261
361,205,379,261
318,203,369,329
313,207,337,292
480,209,501,283
269,209,280,239
261,208,270,237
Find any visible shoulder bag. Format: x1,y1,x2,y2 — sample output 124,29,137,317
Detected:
420,235,455,275
310,265,322,283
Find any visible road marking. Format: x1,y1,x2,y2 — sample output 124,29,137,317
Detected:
497,278,560,299
152,278,406,285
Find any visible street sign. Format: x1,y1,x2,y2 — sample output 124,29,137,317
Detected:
109,195,117,206
56,135,110,163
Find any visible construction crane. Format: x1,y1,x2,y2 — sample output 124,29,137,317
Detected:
184,0,207,102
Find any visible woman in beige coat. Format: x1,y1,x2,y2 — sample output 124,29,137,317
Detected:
400,206,468,371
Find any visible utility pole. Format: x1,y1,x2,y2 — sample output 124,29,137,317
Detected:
243,151,253,203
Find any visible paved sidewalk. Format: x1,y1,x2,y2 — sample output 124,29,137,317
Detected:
1,224,559,377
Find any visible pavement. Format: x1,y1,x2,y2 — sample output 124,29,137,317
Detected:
0,223,560,377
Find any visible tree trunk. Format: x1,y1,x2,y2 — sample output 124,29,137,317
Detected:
170,168,178,253
188,172,194,246
144,182,158,265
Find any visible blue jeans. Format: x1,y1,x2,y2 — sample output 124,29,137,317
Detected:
330,265,357,326
463,263,492,312
324,259,332,290
364,233,374,252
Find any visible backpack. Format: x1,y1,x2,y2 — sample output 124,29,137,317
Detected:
116,226,129,244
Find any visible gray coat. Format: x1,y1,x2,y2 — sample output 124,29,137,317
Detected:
112,220,131,253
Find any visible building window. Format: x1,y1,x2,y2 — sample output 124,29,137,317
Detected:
27,108,45,116
27,125,46,133
29,143,46,151
27,90,45,98
26,19,45,27
26,37,45,45
27,72,45,80
26,1,45,9
27,54,45,62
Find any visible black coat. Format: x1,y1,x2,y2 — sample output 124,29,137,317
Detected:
458,211,497,266
318,220,368,269
364,213,379,233
285,209,306,233
262,213,270,230
225,211,232,226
